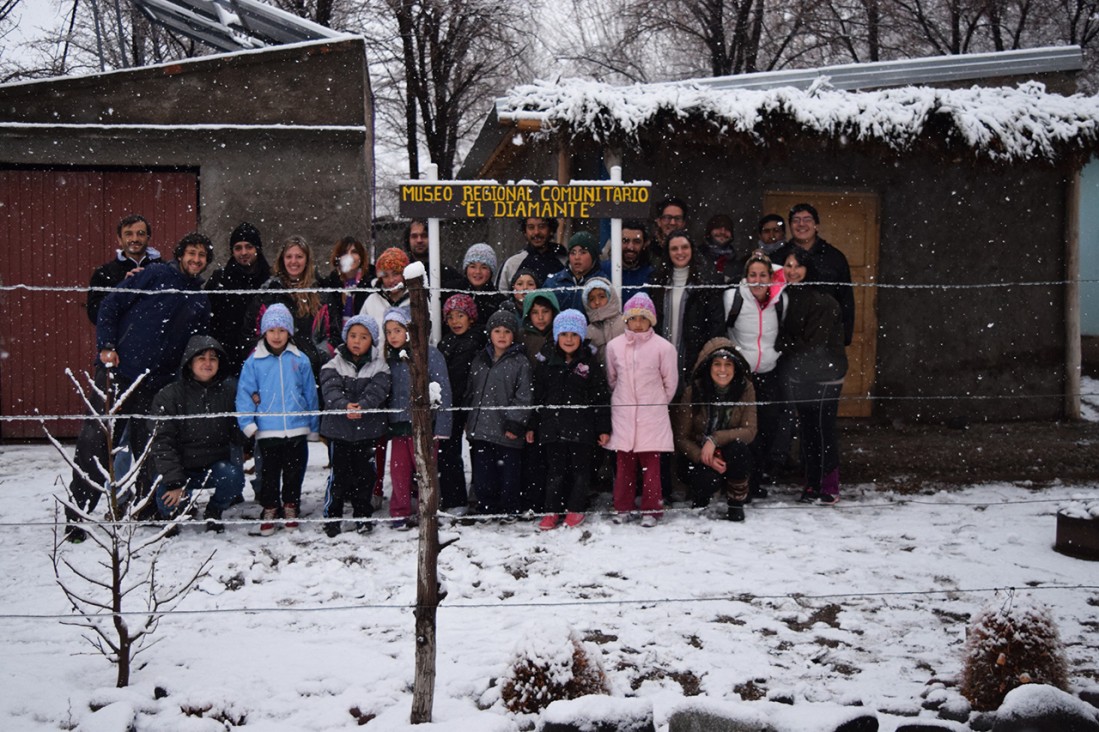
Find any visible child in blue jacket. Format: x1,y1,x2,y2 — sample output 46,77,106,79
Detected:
236,303,320,536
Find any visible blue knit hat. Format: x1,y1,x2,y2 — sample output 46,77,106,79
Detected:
462,243,498,276
260,303,294,335
341,313,380,344
553,308,588,341
383,306,412,328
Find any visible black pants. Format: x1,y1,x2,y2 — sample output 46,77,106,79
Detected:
437,414,468,510
543,442,593,514
789,379,843,490
67,366,157,523
684,439,751,507
258,436,308,509
749,369,783,488
324,438,376,519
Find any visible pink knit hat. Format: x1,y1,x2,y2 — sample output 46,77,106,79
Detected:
622,292,657,326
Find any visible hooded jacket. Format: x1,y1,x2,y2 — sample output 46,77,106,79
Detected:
236,340,320,440
672,337,758,464
319,344,391,442
464,342,532,448
86,247,163,324
148,335,242,488
386,343,454,439
604,326,678,453
521,290,561,363
583,279,625,364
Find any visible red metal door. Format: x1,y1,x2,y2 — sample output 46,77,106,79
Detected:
0,168,198,439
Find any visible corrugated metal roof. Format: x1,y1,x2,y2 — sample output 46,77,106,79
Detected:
688,45,1082,92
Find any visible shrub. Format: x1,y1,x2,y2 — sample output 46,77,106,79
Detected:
960,593,1069,711
500,625,610,715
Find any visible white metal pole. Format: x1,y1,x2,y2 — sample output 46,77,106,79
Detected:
609,165,623,299
425,164,442,344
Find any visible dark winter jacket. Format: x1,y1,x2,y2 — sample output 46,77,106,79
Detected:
438,328,486,407
521,290,561,363
465,281,506,328
648,262,725,390
464,342,532,449
319,344,391,442
96,261,211,392
148,335,241,489
243,275,341,379
773,237,855,345
497,242,568,290
205,254,271,375
673,337,757,465
530,341,611,445
543,262,610,312
776,285,848,383
386,344,453,438
86,248,163,324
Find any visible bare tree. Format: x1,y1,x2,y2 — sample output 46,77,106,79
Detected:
47,369,213,688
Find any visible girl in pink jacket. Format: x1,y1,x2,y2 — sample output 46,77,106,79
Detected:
604,293,679,526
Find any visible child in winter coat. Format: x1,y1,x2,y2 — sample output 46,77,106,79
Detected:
236,303,320,536
318,314,391,537
528,309,611,530
604,293,679,527
383,307,453,529
461,243,506,328
464,309,532,518
582,277,625,365
520,289,560,362
499,267,541,317
438,294,486,513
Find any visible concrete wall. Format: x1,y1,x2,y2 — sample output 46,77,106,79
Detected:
1080,158,1099,337
0,38,373,262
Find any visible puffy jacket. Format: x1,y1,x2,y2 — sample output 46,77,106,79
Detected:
148,335,241,488
96,261,210,392
672,337,758,464
87,248,163,324
464,343,532,448
530,341,611,445
236,341,320,439
386,344,454,438
724,281,786,375
776,286,848,383
319,344,391,442
604,327,678,453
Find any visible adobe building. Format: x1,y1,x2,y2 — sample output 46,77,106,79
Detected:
0,37,373,437
459,47,1097,423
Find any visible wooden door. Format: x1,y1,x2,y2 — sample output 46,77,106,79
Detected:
763,190,879,418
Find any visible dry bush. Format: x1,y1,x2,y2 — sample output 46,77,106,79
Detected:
500,626,610,715
960,593,1069,711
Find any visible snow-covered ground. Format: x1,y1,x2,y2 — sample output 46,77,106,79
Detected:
0,439,1096,731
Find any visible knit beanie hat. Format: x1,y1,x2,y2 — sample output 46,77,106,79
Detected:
486,308,520,339
567,231,600,261
341,313,380,344
462,243,498,276
443,293,478,322
509,266,543,290
383,306,412,328
552,309,588,341
622,292,657,326
229,222,263,251
375,247,410,275
582,277,612,305
260,303,295,335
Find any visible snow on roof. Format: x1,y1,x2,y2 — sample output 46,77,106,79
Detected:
496,77,1099,163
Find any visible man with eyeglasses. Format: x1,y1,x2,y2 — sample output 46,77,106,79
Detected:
619,219,654,301
757,214,786,261
651,196,689,265
774,203,855,345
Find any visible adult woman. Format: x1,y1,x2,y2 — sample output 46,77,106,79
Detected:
320,236,371,320
647,229,724,390
245,235,340,380
777,248,848,505
724,253,787,499
673,338,756,521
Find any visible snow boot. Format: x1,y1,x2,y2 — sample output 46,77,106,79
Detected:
726,501,746,522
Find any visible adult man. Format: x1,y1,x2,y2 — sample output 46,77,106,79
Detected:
496,217,567,291
757,214,786,260
205,222,270,376
66,233,214,540
149,335,244,532
704,213,747,280
774,203,855,345
86,214,162,323
651,196,688,264
619,219,654,302
544,231,607,311
404,219,462,290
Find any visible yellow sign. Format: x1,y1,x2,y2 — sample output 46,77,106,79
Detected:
399,182,651,219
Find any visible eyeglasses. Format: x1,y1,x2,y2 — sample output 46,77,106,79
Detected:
659,215,684,223
790,216,815,224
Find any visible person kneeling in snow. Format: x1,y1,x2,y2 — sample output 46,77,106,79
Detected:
149,335,245,533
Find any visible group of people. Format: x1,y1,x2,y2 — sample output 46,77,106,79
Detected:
64,198,852,542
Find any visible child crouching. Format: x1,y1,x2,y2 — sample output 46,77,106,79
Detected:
236,303,320,536
318,314,391,537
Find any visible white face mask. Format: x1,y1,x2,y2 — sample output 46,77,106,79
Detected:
339,253,358,274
